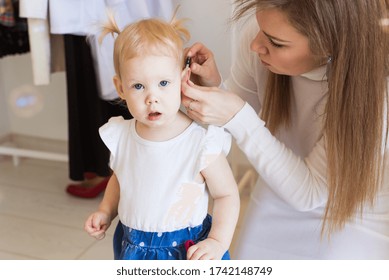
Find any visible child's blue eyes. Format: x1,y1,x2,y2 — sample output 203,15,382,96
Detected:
134,83,144,90
132,81,169,90
159,80,169,87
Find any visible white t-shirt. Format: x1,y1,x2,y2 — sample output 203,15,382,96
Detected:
225,17,389,259
99,117,231,232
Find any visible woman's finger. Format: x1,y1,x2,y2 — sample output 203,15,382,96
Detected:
186,109,204,124
183,99,199,113
181,92,191,103
181,80,207,102
187,42,208,58
190,62,208,79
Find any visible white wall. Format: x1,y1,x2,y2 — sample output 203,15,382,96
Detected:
174,0,233,79
0,61,10,138
0,0,233,142
0,53,68,140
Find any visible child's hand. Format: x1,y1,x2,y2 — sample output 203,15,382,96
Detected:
84,211,111,240
186,238,226,260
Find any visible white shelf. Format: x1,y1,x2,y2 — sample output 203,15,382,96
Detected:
0,134,68,166
0,145,68,165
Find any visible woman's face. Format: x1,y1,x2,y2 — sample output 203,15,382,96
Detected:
251,8,323,76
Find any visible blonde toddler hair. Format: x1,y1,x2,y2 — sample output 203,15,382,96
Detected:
99,7,190,79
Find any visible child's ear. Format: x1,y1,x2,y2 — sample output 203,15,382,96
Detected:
113,75,125,99
181,67,191,82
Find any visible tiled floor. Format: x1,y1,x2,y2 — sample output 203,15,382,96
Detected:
0,157,116,260
0,154,252,260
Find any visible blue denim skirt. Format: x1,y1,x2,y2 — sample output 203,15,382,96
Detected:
113,214,230,260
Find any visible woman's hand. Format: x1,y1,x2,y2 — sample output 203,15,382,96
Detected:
181,80,245,126
186,42,221,87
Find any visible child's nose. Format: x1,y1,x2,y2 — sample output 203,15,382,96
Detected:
146,94,159,104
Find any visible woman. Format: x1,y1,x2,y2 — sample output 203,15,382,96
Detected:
181,0,389,259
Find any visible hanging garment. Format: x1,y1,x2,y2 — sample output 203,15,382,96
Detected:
0,0,29,58
0,0,15,27
19,0,65,85
19,0,173,98
64,34,132,181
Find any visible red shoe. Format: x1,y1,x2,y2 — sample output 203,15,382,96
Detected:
66,177,110,198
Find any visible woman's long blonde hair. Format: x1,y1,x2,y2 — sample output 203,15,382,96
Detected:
99,7,190,79
234,0,389,236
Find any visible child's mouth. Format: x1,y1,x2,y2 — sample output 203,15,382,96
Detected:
148,112,161,120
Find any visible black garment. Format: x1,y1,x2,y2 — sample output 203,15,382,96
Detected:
64,35,132,181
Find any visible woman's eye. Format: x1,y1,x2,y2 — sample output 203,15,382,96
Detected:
133,83,144,90
159,80,169,87
268,38,283,48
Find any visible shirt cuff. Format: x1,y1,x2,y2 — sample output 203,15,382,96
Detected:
223,102,265,140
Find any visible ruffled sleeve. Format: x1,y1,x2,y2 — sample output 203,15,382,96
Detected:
197,125,232,172
99,116,127,168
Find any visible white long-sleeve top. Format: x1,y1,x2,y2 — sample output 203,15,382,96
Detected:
225,17,389,259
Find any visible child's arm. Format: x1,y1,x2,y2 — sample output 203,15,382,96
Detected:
187,154,240,260
84,173,120,240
